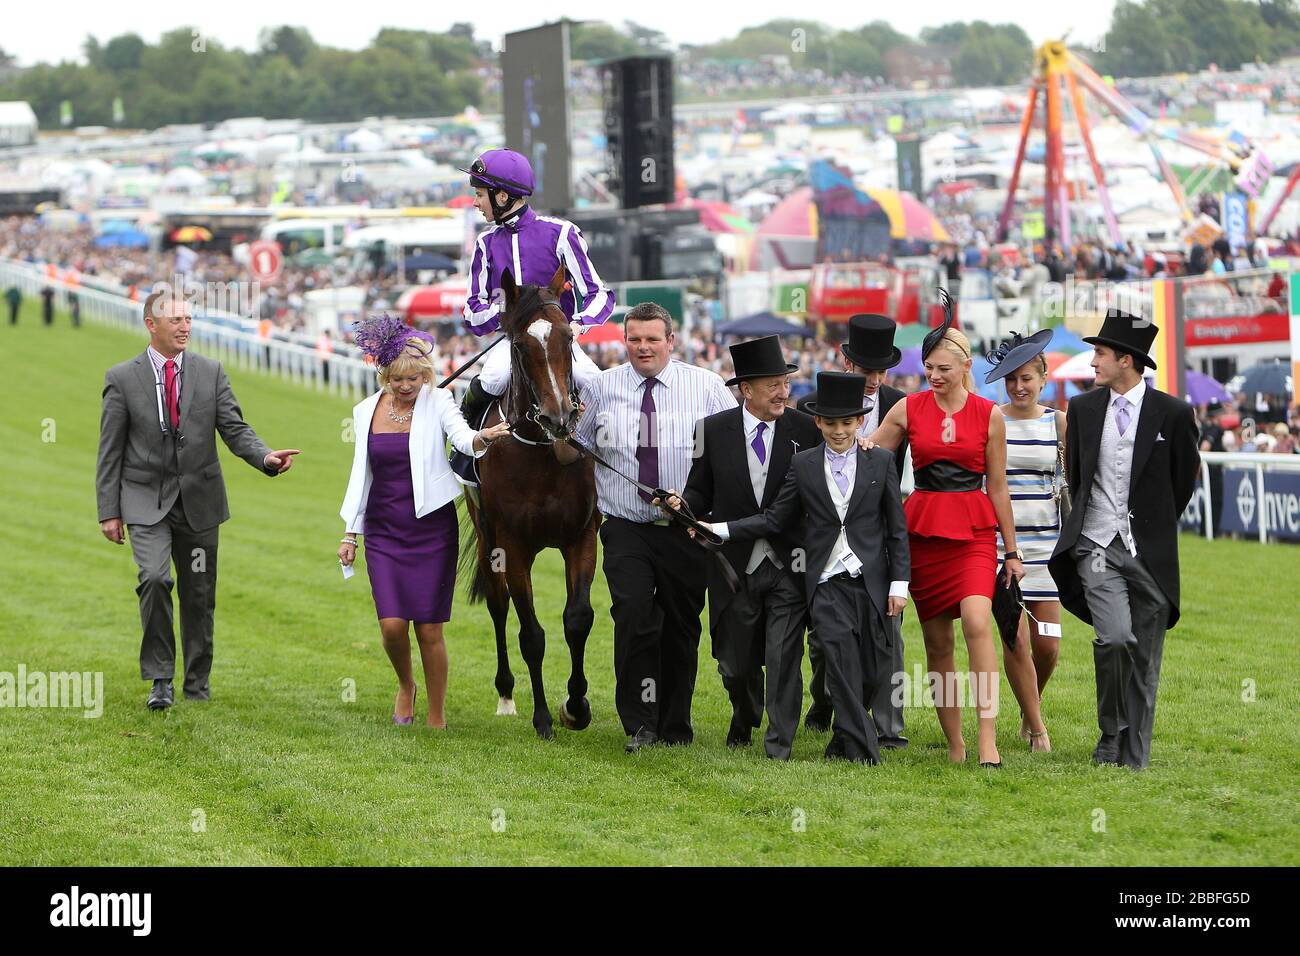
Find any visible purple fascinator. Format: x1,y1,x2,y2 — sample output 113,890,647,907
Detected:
353,314,432,366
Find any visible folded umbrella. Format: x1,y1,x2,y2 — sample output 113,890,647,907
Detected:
991,566,1023,650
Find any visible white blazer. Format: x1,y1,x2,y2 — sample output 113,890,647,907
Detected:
339,385,484,534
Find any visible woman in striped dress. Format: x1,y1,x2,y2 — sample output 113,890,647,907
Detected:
986,331,1064,753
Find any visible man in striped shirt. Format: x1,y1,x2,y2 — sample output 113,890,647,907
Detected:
573,302,736,752
452,150,614,480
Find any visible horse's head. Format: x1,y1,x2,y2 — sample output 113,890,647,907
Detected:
501,265,578,440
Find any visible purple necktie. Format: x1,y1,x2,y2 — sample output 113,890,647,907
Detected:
1114,396,1131,436
636,377,660,503
829,450,850,496
751,421,767,465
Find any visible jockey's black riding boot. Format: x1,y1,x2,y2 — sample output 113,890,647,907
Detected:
450,375,495,484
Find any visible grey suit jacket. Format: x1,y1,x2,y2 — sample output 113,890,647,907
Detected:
96,350,278,531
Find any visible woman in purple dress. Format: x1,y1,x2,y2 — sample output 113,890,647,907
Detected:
339,319,509,726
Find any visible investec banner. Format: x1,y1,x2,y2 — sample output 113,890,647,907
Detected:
1218,468,1300,540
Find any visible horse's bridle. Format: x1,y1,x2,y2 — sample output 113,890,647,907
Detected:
505,295,579,446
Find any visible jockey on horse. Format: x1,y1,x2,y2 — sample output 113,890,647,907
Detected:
450,148,616,481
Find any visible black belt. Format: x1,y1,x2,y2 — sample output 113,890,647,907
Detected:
913,460,983,493
567,437,740,593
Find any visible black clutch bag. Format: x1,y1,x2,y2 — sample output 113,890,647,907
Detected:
991,566,1024,650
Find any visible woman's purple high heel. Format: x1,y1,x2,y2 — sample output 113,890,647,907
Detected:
393,685,418,725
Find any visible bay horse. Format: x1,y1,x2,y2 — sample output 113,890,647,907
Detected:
458,265,600,739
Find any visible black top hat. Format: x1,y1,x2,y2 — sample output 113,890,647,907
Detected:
842,313,902,370
726,335,798,387
983,328,1054,384
804,371,872,418
1083,308,1159,370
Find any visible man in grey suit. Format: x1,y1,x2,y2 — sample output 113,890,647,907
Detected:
1048,310,1199,769
96,290,300,709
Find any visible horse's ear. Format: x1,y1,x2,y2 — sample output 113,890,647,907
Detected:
501,269,518,308
547,264,566,299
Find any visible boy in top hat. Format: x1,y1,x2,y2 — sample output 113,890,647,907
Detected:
798,313,910,741
686,372,911,764
681,335,822,759
1048,309,1199,769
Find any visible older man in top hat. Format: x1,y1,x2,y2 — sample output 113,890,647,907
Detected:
682,336,823,758
1048,309,1199,769
798,313,910,743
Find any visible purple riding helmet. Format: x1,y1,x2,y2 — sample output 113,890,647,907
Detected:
458,149,535,223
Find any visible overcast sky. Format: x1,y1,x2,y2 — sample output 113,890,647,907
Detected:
3,0,1116,66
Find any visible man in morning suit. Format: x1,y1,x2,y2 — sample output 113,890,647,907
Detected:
96,289,300,709
1048,309,1199,769
701,372,911,764
682,335,823,759
797,314,909,744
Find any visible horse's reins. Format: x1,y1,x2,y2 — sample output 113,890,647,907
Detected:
562,434,740,593
447,285,739,591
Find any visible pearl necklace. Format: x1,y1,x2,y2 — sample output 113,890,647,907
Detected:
388,396,415,424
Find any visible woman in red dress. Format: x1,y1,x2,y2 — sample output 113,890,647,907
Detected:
870,304,1024,766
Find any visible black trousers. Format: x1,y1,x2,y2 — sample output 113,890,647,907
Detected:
600,516,707,742
712,559,808,759
127,495,220,698
809,574,887,763
809,609,905,738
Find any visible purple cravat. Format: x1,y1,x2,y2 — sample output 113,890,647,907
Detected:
751,421,768,465
1114,396,1131,436
828,449,851,496
636,377,660,502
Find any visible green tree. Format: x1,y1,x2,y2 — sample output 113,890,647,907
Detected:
102,34,146,73
258,26,315,68
570,22,641,61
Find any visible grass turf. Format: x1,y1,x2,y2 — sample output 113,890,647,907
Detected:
1,305,1297,866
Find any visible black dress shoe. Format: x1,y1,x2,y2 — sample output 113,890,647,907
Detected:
805,705,833,734
824,732,847,760
1093,733,1121,765
879,735,909,750
625,727,659,753
726,717,753,749
147,679,173,710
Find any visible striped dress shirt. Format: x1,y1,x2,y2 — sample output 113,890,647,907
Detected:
146,345,184,431
575,360,736,522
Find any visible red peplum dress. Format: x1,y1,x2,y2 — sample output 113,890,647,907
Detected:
904,389,999,621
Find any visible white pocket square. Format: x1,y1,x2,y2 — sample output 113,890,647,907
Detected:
1156,433,1166,442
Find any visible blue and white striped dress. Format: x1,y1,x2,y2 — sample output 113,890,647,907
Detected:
998,409,1061,601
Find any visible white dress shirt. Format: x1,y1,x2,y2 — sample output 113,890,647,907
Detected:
741,405,781,574
715,442,907,599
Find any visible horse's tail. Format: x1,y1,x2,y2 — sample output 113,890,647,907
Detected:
458,495,490,605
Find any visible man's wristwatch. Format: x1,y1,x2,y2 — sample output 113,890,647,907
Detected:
1003,549,1024,562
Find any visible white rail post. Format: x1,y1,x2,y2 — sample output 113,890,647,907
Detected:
1201,457,1213,540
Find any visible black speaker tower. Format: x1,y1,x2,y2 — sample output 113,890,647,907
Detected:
600,55,675,209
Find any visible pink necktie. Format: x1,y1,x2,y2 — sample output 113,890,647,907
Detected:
164,360,180,430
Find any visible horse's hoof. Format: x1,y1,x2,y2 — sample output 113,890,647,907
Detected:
559,698,592,731
536,724,555,741
495,697,517,716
